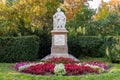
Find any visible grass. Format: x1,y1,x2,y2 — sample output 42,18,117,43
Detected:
0,58,120,80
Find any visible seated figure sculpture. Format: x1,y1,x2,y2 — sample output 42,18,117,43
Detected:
53,8,66,29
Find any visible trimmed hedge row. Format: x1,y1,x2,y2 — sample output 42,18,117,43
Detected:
68,35,120,63
0,35,119,63
0,36,39,63
68,36,104,58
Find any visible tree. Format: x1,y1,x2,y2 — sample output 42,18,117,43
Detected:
62,0,86,20
0,0,60,36
94,1,109,21
66,5,95,35
87,8,120,36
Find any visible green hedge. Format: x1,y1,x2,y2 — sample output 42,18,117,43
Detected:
1,35,119,63
35,31,51,59
68,35,120,63
0,36,39,63
68,36,104,58
106,36,120,63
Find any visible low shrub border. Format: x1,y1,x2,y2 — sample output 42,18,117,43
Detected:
68,36,120,63
0,35,39,63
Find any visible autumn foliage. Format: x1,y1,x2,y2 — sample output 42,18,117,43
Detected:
62,0,86,20
0,0,60,36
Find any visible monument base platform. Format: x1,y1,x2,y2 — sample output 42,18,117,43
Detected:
41,54,79,61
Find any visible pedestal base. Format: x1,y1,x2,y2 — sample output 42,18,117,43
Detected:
41,29,79,61
41,54,79,61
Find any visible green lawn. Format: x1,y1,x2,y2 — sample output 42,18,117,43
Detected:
0,58,120,80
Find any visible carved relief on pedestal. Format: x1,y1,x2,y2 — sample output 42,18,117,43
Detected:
54,35,65,45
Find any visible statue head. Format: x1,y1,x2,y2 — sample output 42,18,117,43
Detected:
57,8,61,12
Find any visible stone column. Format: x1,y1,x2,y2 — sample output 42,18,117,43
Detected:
51,29,69,57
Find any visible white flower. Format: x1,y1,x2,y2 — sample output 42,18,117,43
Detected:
84,64,105,73
54,63,66,75
18,63,44,72
76,63,82,66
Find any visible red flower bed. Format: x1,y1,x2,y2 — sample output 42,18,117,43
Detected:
84,66,98,73
22,64,45,75
64,64,84,75
82,61,108,70
44,63,55,74
15,57,108,75
45,57,78,64
20,63,101,75
22,63,55,75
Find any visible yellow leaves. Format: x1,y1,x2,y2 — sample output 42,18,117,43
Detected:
106,46,110,57
27,0,33,4
76,27,86,35
18,0,47,16
31,27,35,32
33,6,40,15
1,0,6,5
62,0,85,20
4,26,10,31
0,0,60,35
94,2,109,20
0,3,6,9
19,0,26,5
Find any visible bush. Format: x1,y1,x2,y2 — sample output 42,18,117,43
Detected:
34,30,51,59
37,33,120,63
68,35,104,58
0,35,39,63
86,12,120,36
106,36,120,63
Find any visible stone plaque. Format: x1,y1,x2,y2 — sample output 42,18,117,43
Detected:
54,35,65,45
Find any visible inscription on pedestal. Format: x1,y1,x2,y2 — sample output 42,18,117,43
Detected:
54,35,65,45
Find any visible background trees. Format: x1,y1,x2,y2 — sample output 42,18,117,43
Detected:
0,0,60,36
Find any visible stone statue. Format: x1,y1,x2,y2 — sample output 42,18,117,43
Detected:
53,8,66,29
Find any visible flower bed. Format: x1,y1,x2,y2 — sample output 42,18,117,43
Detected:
15,57,108,75
44,57,79,64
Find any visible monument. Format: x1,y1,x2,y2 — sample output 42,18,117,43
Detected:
51,8,68,57
42,8,78,61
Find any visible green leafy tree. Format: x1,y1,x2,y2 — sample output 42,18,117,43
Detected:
0,0,60,36
66,5,95,35
94,1,109,21
87,9,120,36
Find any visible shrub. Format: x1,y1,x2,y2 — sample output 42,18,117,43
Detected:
37,34,120,61
68,36,104,58
106,36,120,63
0,35,39,63
35,30,51,59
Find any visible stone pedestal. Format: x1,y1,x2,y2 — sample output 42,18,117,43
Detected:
41,8,78,61
41,29,79,61
51,29,69,57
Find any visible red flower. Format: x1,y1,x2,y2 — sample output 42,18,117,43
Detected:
45,57,78,64
64,64,84,75
84,66,98,73
21,63,55,75
22,64,45,75
44,63,55,74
